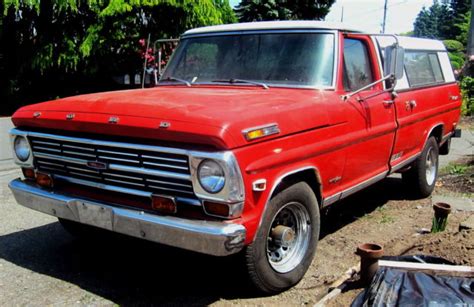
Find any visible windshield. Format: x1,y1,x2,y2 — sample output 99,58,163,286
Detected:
161,33,335,87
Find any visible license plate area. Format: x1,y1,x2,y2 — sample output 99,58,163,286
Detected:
76,202,113,230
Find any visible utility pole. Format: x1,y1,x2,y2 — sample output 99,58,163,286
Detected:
340,6,344,22
382,0,388,33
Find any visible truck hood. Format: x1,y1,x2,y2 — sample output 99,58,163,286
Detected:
12,86,334,149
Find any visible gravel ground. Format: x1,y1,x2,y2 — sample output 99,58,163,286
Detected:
0,123,472,306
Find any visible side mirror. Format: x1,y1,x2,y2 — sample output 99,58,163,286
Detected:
384,44,405,82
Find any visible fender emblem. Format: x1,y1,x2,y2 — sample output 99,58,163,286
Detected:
159,121,171,128
33,112,41,118
86,161,108,170
109,116,119,124
66,113,75,120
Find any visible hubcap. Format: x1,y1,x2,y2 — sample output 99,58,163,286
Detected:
266,202,311,273
425,147,437,185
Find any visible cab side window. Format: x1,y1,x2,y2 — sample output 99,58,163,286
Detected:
404,51,445,87
343,38,374,91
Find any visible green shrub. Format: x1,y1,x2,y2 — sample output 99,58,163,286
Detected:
443,39,464,52
448,52,465,69
460,76,474,115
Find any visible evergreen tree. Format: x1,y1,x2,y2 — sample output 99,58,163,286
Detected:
235,0,334,22
0,0,236,114
413,1,454,40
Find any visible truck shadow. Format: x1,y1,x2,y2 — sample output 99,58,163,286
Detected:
0,176,415,304
320,175,413,238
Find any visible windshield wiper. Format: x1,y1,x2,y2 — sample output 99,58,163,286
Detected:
212,78,269,89
160,76,191,87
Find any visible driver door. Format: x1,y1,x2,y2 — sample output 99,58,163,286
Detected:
338,35,397,194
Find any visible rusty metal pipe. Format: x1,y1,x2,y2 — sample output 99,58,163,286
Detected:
356,243,384,285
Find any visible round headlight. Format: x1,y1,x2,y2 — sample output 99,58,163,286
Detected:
14,136,30,162
198,159,225,193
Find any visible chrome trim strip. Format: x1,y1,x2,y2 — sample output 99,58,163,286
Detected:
54,175,153,198
142,155,187,163
109,164,190,181
62,144,95,151
32,140,61,147
390,153,420,173
143,161,188,171
97,149,138,157
34,146,62,153
64,150,96,158
35,152,87,165
97,155,140,163
322,171,388,206
9,179,245,256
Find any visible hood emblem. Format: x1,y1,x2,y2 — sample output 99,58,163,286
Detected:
66,113,75,120
109,116,119,124
159,121,171,129
33,112,41,118
87,161,107,170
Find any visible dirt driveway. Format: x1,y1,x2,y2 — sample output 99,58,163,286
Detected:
0,121,472,306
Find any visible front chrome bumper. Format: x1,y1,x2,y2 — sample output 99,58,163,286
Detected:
9,179,246,256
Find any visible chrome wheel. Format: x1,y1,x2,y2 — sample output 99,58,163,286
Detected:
266,202,311,273
425,147,437,185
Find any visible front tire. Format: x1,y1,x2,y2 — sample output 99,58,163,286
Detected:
245,182,320,294
402,136,439,198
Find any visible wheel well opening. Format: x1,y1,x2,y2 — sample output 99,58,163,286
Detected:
272,169,322,207
429,125,444,144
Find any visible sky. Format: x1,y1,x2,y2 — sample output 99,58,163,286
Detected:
228,0,435,34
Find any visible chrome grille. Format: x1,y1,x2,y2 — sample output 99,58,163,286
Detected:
29,134,195,198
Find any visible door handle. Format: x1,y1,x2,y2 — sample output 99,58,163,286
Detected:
383,100,395,106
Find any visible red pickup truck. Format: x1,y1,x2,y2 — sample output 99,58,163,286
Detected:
9,21,461,293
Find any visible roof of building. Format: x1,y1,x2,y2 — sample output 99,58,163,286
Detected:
183,20,363,35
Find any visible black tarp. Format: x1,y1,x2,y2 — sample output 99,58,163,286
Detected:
352,256,474,306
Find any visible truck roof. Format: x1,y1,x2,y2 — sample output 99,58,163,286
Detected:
183,20,363,35
183,21,446,52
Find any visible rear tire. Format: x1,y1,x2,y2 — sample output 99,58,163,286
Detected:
244,182,320,294
402,137,439,198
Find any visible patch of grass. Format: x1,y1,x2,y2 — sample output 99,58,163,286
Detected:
379,214,394,224
447,164,468,175
441,161,470,175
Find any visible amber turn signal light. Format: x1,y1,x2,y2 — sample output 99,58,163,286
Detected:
151,195,177,214
22,168,36,180
203,201,230,218
36,172,54,188
243,124,280,141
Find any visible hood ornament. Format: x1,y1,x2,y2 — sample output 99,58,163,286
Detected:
109,116,119,124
